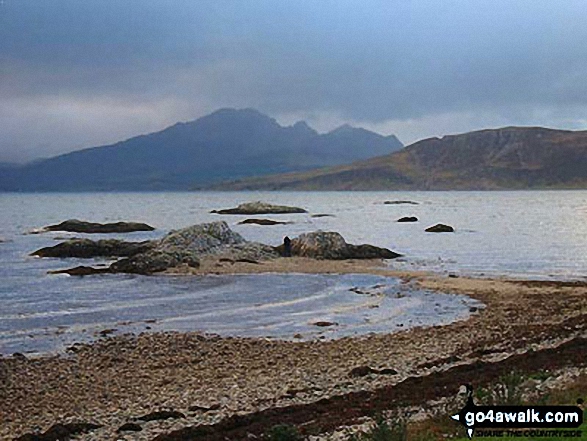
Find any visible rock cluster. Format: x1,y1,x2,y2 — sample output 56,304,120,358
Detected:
44,221,278,275
211,201,307,215
274,231,401,260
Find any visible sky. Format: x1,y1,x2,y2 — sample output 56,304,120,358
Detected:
2,0,587,162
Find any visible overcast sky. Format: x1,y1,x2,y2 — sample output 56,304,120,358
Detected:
2,0,587,162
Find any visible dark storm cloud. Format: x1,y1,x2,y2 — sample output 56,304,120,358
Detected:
2,0,587,161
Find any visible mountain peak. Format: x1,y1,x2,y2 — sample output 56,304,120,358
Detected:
290,121,318,135
329,123,355,134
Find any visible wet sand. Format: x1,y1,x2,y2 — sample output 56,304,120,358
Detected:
2,259,587,440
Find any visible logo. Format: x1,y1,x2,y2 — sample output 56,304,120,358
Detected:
451,385,583,438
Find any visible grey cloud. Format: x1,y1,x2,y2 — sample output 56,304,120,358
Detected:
2,0,587,161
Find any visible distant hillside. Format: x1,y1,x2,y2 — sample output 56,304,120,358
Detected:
0,108,402,191
211,127,587,190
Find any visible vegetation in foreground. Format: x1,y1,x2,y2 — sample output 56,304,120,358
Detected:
264,372,587,441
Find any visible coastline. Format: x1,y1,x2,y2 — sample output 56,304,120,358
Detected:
2,261,586,440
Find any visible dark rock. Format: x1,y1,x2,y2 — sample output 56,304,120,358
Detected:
238,218,289,225
349,365,374,377
48,266,110,276
15,422,102,441
98,328,117,337
32,239,154,258
311,213,335,218
110,250,200,275
384,200,419,205
469,306,478,313
349,365,398,377
188,403,220,412
235,258,260,264
117,423,143,432
312,321,338,327
138,410,186,422
12,352,26,360
275,231,401,260
41,219,155,234
425,223,455,233
397,216,418,223
211,201,307,215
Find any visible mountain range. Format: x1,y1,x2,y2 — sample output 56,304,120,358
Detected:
212,126,587,190
0,108,402,191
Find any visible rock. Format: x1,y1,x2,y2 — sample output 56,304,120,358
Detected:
31,238,154,258
110,250,200,275
312,321,338,327
397,216,418,223
349,365,398,377
15,422,102,441
349,365,374,377
110,221,277,274
40,219,155,234
238,218,290,225
12,352,26,360
138,410,185,422
275,231,401,260
425,223,454,233
188,403,220,412
98,328,117,337
211,201,307,215
311,213,335,218
117,423,143,432
48,266,110,276
384,200,419,205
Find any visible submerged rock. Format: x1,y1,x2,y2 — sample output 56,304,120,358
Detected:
211,201,307,215
48,266,111,276
32,239,154,258
238,218,290,225
275,231,401,260
38,219,155,234
397,216,418,223
425,223,454,233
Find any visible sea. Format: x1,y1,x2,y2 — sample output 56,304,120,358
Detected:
1,190,585,354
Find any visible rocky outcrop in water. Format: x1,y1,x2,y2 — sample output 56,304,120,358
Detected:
274,231,401,260
31,239,154,258
425,224,454,233
37,219,155,234
49,266,111,276
238,219,290,225
397,217,418,223
384,200,419,205
106,221,276,275
211,201,307,215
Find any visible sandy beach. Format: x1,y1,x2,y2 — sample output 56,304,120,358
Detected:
2,258,586,440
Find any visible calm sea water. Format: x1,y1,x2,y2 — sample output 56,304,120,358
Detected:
0,191,584,354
